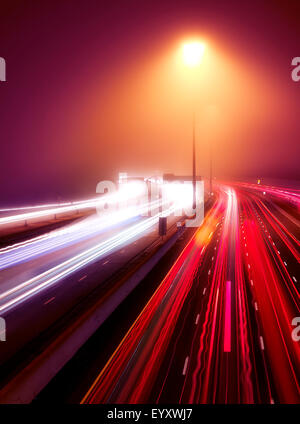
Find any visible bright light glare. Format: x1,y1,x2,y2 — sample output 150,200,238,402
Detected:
182,41,205,67
119,181,146,200
163,182,193,210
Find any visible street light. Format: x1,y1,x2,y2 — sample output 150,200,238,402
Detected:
182,41,205,67
181,40,205,209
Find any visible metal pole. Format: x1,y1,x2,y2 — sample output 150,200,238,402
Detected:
192,111,196,210
209,141,212,195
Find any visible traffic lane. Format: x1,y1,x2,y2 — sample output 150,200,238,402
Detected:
236,189,299,305
0,217,179,367
178,190,253,404
152,193,274,404
80,186,299,404
249,193,299,257
148,225,224,403
248,193,299,308
81,193,225,404
0,213,180,312
34,225,201,403
0,214,89,249
239,188,300,244
234,182,300,207
0,215,141,294
264,198,300,238
176,189,296,404
240,192,300,403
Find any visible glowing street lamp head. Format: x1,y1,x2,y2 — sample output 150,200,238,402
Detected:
182,41,205,67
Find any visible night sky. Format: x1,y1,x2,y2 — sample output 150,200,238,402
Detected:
0,0,299,205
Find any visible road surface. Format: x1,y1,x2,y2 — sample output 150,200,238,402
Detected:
82,184,300,404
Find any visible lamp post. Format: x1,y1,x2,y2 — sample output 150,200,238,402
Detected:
182,41,205,210
209,140,212,195
192,110,196,209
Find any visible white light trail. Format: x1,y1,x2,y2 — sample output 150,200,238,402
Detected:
0,205,180,314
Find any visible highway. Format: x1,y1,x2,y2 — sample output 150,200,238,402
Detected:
80,183,300,404
1,0,300,409
0,187,188,367
0,181,298,404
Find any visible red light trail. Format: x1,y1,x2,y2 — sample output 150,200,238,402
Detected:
82,183,300,404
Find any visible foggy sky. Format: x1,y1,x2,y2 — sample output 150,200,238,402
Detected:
0,0,299,205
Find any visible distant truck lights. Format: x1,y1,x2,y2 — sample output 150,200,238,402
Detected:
291,57,300,82
0,57,6,81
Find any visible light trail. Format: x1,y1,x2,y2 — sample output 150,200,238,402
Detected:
236,182,300,207
224,280,231,352
0,181,298,404
0,195,189,315
0,181,146,226
82,192,224,403
0,199,162,271
240,193,300,403
82,183,299,404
